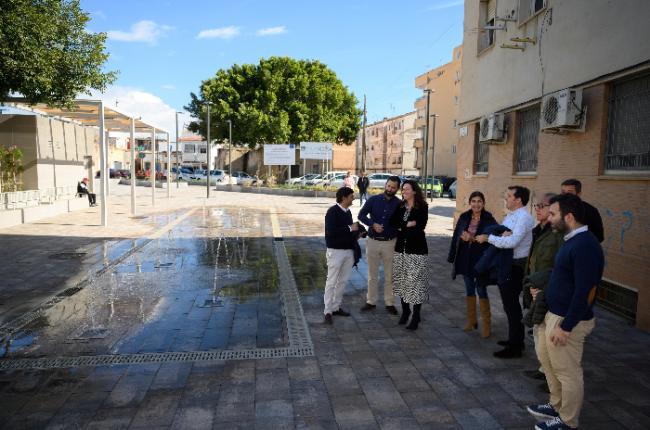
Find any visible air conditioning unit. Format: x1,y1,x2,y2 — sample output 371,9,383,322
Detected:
540,88,584,130
479,113,505,143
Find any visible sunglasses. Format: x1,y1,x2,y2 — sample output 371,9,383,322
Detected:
534,203,549,210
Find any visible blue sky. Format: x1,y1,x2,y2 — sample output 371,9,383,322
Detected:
82,0,464,134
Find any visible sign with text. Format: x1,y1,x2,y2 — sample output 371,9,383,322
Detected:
263,144,296,165
299,142,333,160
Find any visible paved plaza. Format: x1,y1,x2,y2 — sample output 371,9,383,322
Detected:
0,185,649,429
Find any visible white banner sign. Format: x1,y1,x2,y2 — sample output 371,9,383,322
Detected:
299,142,333,160
263,144,296,165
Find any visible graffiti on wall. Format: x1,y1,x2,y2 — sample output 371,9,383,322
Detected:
601,207,648,263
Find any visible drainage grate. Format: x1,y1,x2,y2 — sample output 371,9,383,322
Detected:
49,252,87,260
70,327,109,340
0,346,315,370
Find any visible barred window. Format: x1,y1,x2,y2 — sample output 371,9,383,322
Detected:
474,125,489,173
183,144,195,153
516,105,540,173
605,73,650,171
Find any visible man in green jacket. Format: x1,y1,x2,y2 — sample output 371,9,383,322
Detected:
524,193,564,383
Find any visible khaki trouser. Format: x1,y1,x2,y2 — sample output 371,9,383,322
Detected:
324,248,355,315
536,312,595,428
366,238,396,306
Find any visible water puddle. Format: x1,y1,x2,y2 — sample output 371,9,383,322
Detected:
1,208,285,359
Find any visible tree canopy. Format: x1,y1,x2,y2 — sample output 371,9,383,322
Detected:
185,57,362,147
0,0,116,106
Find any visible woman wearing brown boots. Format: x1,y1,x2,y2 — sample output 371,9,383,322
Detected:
448,191,496,337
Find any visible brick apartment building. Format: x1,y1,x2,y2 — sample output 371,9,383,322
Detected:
356,112,418,174
457,0,650,329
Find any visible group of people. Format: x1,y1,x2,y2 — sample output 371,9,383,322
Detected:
323,176,604,430
323,175,429,329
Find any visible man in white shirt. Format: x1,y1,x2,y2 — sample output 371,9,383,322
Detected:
476,185,535,358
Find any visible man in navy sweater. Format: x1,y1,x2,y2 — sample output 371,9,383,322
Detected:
323,187,359,324
527,194,604,430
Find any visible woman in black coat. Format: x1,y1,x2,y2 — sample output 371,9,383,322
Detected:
447,191,496,337
390,180,429,330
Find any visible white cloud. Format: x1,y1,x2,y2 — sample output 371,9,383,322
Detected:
427,1,464,11
92,86,192,138
107,20,172,44
197,26,241,40
256,26,287,36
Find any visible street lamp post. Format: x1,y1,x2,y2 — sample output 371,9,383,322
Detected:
205,102,212,198
175,111,182,189
429,113,437,202
422,89,431,197
226,119,232,185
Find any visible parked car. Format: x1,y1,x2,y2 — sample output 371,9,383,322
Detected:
448,180,457,199
232,171,256,186
367,173,393,188
190,169,230,184
305,174,324,186
320,171,347,186
288,173,318,186
329,174,359,188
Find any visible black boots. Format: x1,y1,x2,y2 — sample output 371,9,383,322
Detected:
406,304,421,330
399,299,411,325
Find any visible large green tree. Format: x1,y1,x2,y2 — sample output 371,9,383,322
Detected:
0,0,116,106
185,57,361,147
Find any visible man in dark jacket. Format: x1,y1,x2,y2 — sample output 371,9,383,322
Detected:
323,187,358,324
560,179,604,243
527,194,604,430
357,172,370,206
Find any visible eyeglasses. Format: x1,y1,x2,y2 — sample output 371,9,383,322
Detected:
534,203,549,210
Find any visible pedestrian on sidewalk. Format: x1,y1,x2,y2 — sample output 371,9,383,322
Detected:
323,187,359,324
77,178,96,207
358,176,401,315
343,171,356,189
475,185,535,358
560,178,604,243
527,193,604,430
447,191,497,337
390,180,429,330
357,172,370,206
522,193,564,384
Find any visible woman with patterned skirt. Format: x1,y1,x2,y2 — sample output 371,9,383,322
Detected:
390,179,429,330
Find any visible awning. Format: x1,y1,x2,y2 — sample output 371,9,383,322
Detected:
2,97,167,133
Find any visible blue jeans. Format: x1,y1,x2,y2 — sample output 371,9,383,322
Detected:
463,275,487,299
359,191,368,206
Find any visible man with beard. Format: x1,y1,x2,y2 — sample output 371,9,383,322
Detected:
527,193,604,430
358,175,401,314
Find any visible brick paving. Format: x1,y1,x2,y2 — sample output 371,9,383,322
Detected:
0,185,649,429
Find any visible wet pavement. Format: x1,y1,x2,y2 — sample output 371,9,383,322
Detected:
0,186,649,429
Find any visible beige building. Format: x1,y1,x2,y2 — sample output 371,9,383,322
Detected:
457,0,650,330
0,111,98,191
356,112,417,174
414,45,462,179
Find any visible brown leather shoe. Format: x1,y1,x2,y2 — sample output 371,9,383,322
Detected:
324,314,333,325
360,303,376,312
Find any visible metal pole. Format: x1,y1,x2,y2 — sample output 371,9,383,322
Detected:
151,128,156,206
206,103,211,198
130,117,136,215
227,119,232,183
422,89,431,198
175,112,180,188
167,132,171,198
105,129,110,196
361,95,367,172
429,114,437,202
98,101,108,226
